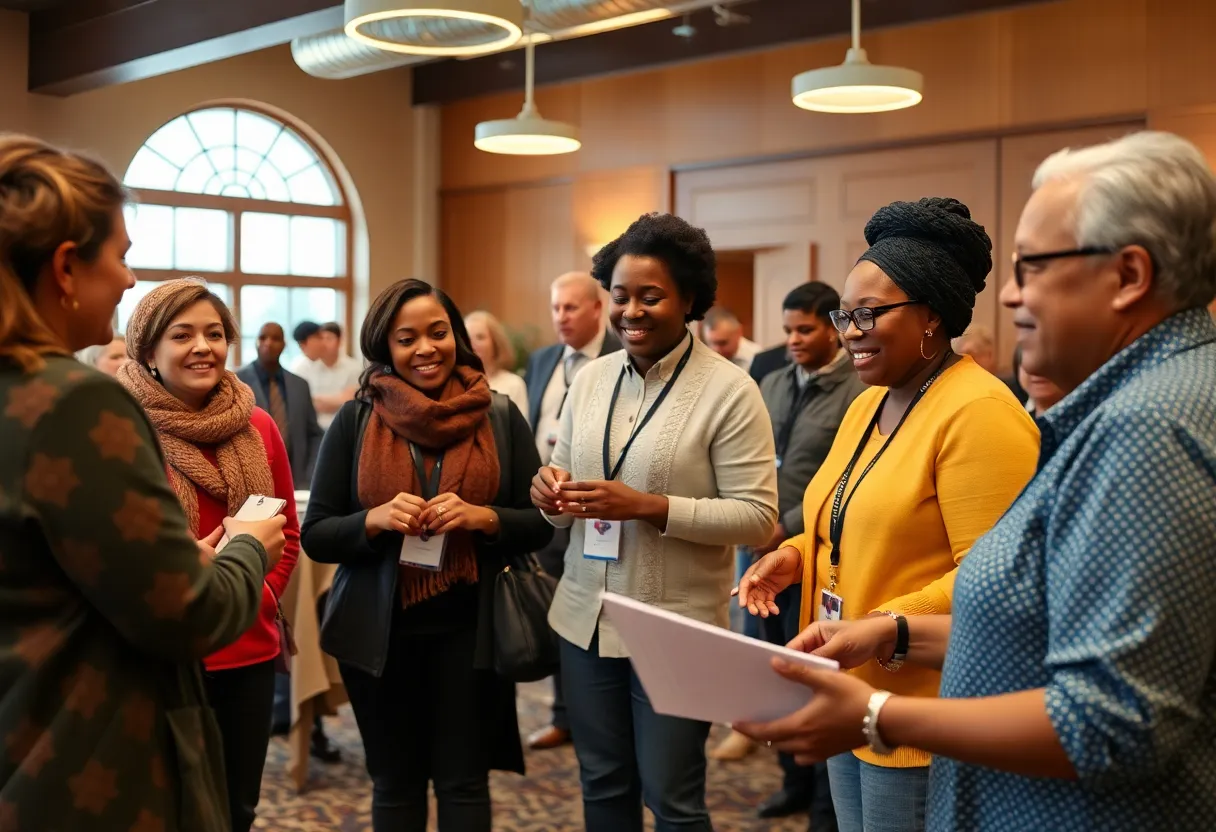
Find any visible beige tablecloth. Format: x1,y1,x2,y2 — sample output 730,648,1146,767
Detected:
283,491,347,792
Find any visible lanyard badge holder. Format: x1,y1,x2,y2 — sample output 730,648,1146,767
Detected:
399,444,447,570
584,338,694,563
821,353,951,619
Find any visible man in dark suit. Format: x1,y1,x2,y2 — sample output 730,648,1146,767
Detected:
237,323,324,488
749,342,791,386
523,271,622,750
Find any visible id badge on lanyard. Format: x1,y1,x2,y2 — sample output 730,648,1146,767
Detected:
583,337,694,563
399,444,447,570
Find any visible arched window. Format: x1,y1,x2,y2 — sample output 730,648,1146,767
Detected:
121,106,352,368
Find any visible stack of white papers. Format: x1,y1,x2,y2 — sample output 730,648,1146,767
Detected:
601,592,839,724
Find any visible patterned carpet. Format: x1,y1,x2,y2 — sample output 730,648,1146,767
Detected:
255,681,811,831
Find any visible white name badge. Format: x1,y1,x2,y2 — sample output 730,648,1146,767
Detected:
400,532,447,570
819,589,844,622
583,518,621,562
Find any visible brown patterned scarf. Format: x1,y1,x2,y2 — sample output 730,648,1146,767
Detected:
117,361,273,536
358,365,500,609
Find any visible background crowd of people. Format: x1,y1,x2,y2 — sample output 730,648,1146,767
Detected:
2,127,1215,832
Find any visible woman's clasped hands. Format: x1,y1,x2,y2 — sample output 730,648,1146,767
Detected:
366,492,497,537
529,466,669,527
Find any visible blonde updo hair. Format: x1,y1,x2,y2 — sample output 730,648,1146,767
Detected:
0,134,127,372
465,309,517,371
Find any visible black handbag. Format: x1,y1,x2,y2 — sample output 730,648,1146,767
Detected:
492,553,560,683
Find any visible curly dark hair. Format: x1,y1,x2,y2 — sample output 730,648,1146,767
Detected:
590,212,717,322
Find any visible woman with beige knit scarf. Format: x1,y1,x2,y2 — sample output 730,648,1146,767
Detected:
301,278,553,832
118,278,301,832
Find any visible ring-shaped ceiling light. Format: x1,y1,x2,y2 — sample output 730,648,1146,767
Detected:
474,38,582,155
791,0,923,114
344,0,523,56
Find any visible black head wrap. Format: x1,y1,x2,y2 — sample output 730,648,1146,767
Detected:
857,197,993,338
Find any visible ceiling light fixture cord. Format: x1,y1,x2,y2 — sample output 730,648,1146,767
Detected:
852,0,861,51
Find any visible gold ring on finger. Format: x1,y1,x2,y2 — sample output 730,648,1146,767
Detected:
582,504,588,512
437,506,447,516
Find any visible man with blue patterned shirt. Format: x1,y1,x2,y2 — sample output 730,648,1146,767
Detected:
735,130,1216,832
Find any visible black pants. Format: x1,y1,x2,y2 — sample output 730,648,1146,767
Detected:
203,660,277,832
341,623,492,832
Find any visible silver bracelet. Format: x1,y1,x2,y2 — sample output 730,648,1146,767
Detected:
862,690,895,755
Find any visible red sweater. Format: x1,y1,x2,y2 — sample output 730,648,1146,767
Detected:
196,407,300,671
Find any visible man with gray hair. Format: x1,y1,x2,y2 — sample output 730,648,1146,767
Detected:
742,131,1216,831
702,306,761,372
523,271,621,750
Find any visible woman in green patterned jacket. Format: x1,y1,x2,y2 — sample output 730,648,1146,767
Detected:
0,134,287,832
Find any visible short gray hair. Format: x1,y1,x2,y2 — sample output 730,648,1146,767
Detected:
1032,130,1216,310
703,306,741,331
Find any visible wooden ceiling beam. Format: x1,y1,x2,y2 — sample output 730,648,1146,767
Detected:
27,0,343,95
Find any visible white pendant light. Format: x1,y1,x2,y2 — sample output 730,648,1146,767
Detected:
345,0,523,56
791,0,923,114
475,37,581,155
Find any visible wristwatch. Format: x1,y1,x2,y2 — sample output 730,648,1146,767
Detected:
862,690,896,755
876,611,908,672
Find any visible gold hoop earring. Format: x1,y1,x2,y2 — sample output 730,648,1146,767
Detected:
60,295,79,311
920,329,939,360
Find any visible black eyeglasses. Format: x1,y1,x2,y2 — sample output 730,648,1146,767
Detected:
1012,247,1114,287
828,301,924,334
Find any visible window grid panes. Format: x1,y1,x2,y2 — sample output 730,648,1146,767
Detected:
121,106,352,367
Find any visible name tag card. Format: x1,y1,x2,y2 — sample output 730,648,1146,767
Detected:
583,518,621,562
819,589,844,622
400,532,447,570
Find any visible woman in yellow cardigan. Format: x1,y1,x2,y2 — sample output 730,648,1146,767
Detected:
737,197,1040,832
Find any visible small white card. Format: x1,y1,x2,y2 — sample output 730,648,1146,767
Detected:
819,589,844,622
215,494,287,553
400,532,447,570
583,518,621,561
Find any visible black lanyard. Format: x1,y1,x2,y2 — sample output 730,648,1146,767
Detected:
827,352,952,580
602,336,695,481
409,443,443,501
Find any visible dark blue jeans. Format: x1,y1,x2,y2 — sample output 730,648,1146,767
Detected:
561,633,714,832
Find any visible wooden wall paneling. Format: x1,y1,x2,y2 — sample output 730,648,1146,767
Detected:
676,140,998,345
995,122,1144,370
1149,106,1216,166
1147,0,1216,110
1001,0,1147,126
572,166,670,269
661,52,766,166
713,250,757,339
502,182,577,339
441,84,583,191
441,189,508,315
576,69,668,172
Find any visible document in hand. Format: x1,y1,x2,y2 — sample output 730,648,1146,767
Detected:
600,592,839,724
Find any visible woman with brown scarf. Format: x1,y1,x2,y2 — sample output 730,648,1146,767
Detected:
302,279,553,832
118,279,301,832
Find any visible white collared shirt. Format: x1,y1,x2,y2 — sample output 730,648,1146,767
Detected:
535,327,607,465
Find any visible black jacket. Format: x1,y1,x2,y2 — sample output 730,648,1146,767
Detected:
300,392,553,773
235,362,324,487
